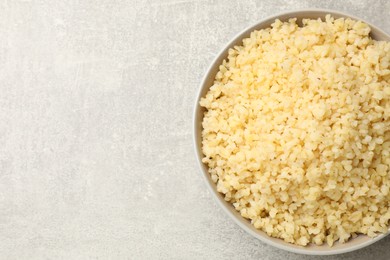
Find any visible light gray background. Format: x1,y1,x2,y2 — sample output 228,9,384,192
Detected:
0,0,389,259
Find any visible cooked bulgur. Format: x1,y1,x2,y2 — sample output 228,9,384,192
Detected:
200,15,390,246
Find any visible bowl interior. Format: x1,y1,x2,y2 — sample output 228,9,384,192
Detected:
194,9,390,255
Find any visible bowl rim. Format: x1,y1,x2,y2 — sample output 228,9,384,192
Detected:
192,8,390,255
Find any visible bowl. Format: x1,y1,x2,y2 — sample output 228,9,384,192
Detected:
193,9,390,255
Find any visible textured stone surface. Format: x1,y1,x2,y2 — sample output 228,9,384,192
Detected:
0,0,389,259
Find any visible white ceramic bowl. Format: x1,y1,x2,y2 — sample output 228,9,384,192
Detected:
193,9,390,255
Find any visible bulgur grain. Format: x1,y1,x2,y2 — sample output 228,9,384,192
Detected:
200,15,390,246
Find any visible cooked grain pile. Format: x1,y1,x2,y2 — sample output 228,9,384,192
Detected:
200,15,390,246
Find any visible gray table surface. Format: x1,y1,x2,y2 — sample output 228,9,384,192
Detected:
1,0,390,259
